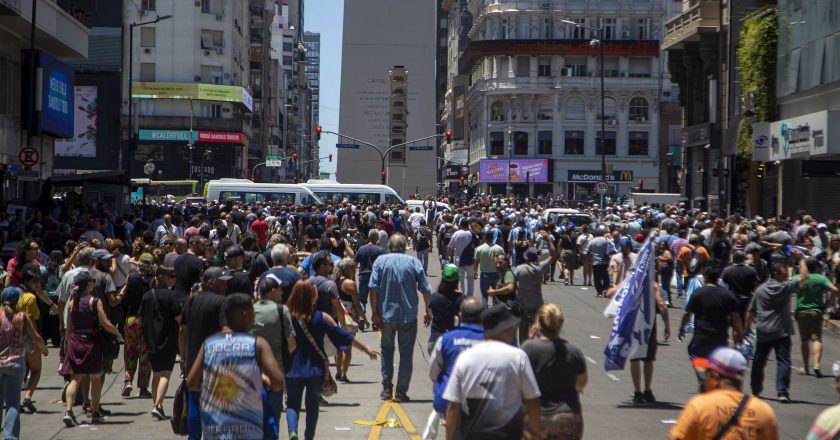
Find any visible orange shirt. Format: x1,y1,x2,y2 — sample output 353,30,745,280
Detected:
669,389,778,440
677,245,709,276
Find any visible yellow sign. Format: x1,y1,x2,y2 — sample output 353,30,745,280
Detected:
356,400,421,440
131,82,253,111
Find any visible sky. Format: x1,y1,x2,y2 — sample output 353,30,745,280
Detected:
304,0,342,178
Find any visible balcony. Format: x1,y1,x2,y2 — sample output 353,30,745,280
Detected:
662,0,721,50
0,0,89,58
467,74,661,96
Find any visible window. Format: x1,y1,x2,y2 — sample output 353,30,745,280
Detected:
602,18,617,40
564,131,584,155
603,56,619,77
390,147,405,163
491,101,505,121
440,18,448,29
628,57,651,77
490,131,505,155
517,16,530,39
543,17,553,39
201,65,223,84
202,0,223,14
629,97,649,121
201,29,224,49
139,63,155,81
569,18,586,39
636,18,650,40
142,0,155,11
201,103,223,118
283,42,294,52
596,131,617,155
283,56,293,66
538,56,551,77
537,100,553,120
565,97,585,120
628,131,649,155
499,57,509,77
392,113,404,121
538,131,552,155
140,27,155,47
566,57,587,76
513,131,528,155
516,56,530,77
597,97,617,120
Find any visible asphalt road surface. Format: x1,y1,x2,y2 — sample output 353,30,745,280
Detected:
23,249,840,439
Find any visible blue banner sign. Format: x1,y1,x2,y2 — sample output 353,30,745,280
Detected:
336,143,360,149
39,53,75,138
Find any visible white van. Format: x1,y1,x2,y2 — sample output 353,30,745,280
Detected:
405,199,451,214
204,179,322,205
301,181,405,205
541,208,594,231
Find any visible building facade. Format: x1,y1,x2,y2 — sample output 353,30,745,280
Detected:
443,0,678,200
337,0,438,196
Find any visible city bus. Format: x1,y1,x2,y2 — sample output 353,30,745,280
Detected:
301,180,405,205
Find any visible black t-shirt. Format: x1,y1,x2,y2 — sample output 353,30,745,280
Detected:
304,223,323,240
181,291,227,372
259,267,301,303
354,243,384,275
685,285,737,344
721,264,759,298
310,275,339,317
124,274,153,317
521,338,586,413
226,268,252,296
139,288,182,354
174,253,206,304
428,291,463,343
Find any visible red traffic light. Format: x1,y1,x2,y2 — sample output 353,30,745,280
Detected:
459,175,464,182
445,131,453,142
381,171,386,177
315,126,322,134
292,153,299,159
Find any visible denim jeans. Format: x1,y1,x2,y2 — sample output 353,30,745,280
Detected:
380,320,418,393
458,266,475,297
188,391,201,440
0,360,25,440
267,390,284,435
286,375,323,440
675,268,685,297
358,272,372,312
479,272,500,305
416,249,430,274
593,264,610,296
751,336,792,397
659,269,673,304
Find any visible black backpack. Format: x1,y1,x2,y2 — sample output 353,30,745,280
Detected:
440,223,454,248
416,227,430,250
686,245,702,274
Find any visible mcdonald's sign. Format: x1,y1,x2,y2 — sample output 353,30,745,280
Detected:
567,169,635,182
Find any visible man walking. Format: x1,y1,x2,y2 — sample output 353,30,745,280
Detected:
745,250,810,402
473,231,504,305
589,227,617,298
369,234,433,402
793,257,837,378
448,218,477,297
354,229,385,313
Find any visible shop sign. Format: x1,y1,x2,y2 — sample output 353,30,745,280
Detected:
567,170,634,182
479,159,548,183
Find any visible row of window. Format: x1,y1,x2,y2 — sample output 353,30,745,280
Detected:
487,56,652,80
488,130,650,156
489,97,650,122
480,16,652,41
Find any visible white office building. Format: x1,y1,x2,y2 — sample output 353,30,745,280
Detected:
443,0,679,199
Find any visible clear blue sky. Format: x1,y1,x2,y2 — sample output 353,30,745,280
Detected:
305,0,342,177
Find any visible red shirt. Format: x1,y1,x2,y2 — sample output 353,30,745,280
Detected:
250,220,269,245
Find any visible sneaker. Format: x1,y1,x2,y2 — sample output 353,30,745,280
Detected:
121,382,133,397
778,394,791,403
89,410,105,424
21,399,37,413
339,374,351,383
815,368,823,378
63,410,77,427
319,396,329,406
632,391,644,404
289,432,299,440
97,405,112,416
380,385,393,401
394,391,410,403
643,390,656,403
798,367,809,376
151,405,167,420
138,388,153,399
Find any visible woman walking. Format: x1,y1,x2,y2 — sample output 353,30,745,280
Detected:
333,258,365,382
120,253,155,398
522,303,588,440
61,271,124,426
19,267,53,413
656,241,674,307
285,281,379,440
0,286,47,439
139,265,181,420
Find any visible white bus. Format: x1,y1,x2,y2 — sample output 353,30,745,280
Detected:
301,180,405,205
204,179,323,205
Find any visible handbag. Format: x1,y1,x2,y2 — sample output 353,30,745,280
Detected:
276,304,293,373
170,379,189,436
296,317,338,397
92,298,120,360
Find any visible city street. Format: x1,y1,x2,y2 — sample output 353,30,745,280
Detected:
21,249,840,440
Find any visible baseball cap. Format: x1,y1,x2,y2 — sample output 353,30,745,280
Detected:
708,347,748,379
441,265,460,282
91,249,113,260
817,223,828,230
635,233,645,241
225,293,254,314
1,287,22,306
224,245,244,260
524,247,540,262
138,253,155,265
203,267,233,282
481,303,521,338
744,243,763,254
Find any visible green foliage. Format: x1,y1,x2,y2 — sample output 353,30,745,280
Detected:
736,10,778,159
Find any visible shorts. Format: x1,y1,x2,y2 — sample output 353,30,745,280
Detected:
632,323,657,362
796,309,823,342
149,349,177,372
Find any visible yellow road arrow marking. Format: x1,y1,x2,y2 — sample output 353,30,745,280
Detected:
362,400,421,440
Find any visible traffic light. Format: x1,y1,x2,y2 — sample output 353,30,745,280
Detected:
292,153,299,160
328,154,333,162
315,126,322,140
380,170,386,184
445,130,453,143
460,175,465,184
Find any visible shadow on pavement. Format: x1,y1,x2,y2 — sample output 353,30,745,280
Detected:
615,401,684,410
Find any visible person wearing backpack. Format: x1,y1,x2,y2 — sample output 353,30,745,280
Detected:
437,217,455,269
413,219,432,275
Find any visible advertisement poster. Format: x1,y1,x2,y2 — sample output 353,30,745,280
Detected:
55,86,97,157
39,53,75,138
479,159,548,183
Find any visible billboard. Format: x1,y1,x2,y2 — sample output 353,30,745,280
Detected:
479,159,549,183
55,86,97,157
39,53,75,138
567,169,635,182
131,82,254,112
138,130,243,144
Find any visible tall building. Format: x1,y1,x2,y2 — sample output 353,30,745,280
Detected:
122,0,255,183
442,0,678,199
0,0,90,203
248,0,274,180
338,0,437,195
303,32,320,176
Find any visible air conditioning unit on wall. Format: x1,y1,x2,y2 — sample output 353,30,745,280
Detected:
607,119,618,126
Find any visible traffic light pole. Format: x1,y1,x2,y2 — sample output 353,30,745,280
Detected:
320,130,447,185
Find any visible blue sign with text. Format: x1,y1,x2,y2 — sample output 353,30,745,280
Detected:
408,146,433,151
336,143,360,149
39,53,74,138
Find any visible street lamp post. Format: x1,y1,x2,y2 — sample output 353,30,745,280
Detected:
563,20,607,209
507,126,513,193
127,14,172,180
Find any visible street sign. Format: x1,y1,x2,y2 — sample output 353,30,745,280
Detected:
336,143,360,149
408,145,433,151
18,170,39,181
19,147,39,166
596,180,609,194
266,156,284,167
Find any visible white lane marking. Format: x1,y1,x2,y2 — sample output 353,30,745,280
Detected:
581,287,589,290
590,335,601,339
661,420,677,424
585,356,597,365
607,373,620,382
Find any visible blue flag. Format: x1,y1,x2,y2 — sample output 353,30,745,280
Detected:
603,237,656,371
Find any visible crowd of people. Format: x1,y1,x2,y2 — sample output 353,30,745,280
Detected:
0,193,838,439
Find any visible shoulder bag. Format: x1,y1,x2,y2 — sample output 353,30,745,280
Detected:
296,316,338,397
712,394,750,440
92,297,120,360
276,304,293,373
